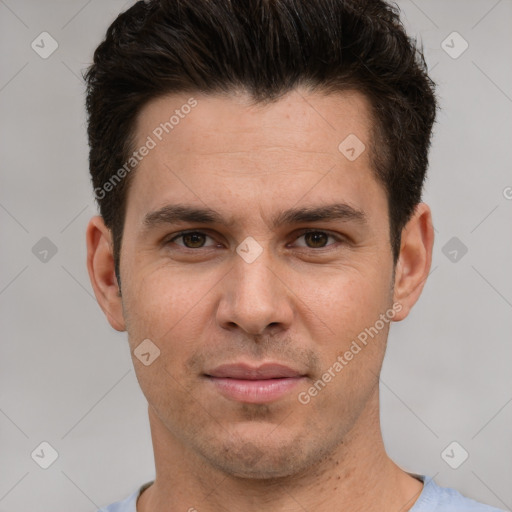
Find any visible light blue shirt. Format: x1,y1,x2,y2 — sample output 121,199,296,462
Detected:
97,474,506,511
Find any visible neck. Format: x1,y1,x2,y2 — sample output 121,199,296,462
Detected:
137,389,423,512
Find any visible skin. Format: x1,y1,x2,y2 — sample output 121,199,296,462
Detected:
87,88,433,512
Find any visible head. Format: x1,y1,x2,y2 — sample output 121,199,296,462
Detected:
86,0,436,480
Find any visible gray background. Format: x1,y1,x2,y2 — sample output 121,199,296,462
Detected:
1,0,511,510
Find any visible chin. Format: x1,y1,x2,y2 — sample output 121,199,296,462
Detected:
199,434,330,481
212,455,300,480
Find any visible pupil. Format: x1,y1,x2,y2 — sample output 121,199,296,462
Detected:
184,233,204,248
306,232,327,248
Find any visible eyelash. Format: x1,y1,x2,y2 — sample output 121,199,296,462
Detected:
166,229,344,250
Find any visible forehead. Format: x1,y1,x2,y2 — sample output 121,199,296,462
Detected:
126,88,384,223
134,88,373,159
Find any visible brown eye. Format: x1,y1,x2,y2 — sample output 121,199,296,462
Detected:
182,232,206,248
304,231,329,248
293,230,339,249
170,231,215,249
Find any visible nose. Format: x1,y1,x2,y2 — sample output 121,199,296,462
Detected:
216,245,294,336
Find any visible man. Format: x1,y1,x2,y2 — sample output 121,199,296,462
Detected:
84,1,504,511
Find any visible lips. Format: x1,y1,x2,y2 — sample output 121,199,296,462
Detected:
205,363,303,380
204,363,306,404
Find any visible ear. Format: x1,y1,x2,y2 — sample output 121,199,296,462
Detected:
86,216,126,331
392,203,434,322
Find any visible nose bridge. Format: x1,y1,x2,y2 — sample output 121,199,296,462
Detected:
218,239,292,334
234,240,279,306
235,243,275,297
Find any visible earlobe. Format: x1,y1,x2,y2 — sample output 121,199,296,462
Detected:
86,216,126,331
392,203,434,322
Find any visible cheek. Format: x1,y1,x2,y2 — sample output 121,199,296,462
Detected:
122,264,216,351
122,268,214,410
295,270,390,426
295,264,391,342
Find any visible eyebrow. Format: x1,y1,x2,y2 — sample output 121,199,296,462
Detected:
142,202,367,231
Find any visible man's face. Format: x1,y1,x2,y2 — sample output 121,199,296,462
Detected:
118,89,397,478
